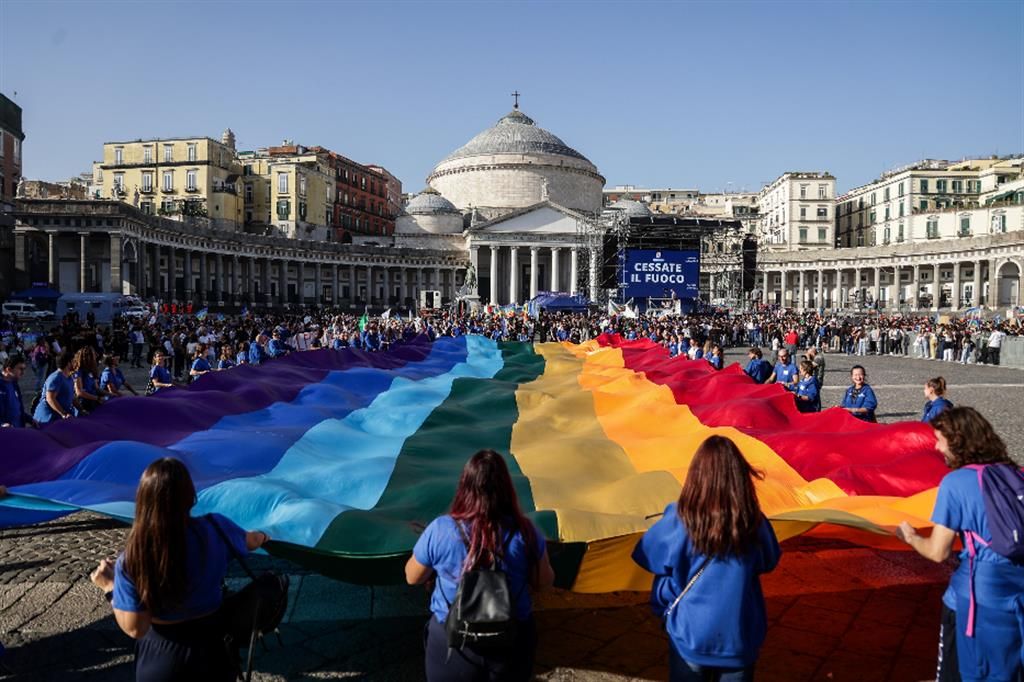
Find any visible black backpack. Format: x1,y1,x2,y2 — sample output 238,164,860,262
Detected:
208,516,290,681
443,522,522,653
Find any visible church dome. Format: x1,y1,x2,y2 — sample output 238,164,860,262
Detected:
404,188,460,216
608,198,653,218
427,106,605,219
440,110,592,165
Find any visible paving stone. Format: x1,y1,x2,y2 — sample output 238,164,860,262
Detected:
756,647,823,682
815,648,891,681
838,619,907,657
779,601,856,638
762,624,840,659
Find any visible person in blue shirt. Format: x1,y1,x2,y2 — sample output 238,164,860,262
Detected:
217,346,235,371
148,350,175,394
267,331,291,358
787,360,820,413
100,354,137,398
707,344,723,370
633,435,781,680
248,333,268,366
744,347,772,384
767,348,798,386
406,450,555,682
840,365,878,422
89,457,269,679
922,376,954,424
33,349,77,424
73,346,104,415
235,341,249,365
0,355,32,428
188,344,212,382
896,407,1024,682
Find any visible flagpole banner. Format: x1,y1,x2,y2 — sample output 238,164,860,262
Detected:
0,335,945,590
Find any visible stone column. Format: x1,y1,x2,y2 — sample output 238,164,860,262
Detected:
489,246,499,304
79,232,89,293
198,252,208,303
366,264,374,305
951,262,961,310
853,268,862,308
314,262,323,306
182,249,193,302
931,265,940,311
331,264,339,306
136,241,147,297
874,268,883,307
278,260,287,305
433,267,441,302
415,267,423,306
588,248,599,302
383,267,391,306
550,247,561,292
834,269,842,309
260,259,270,306
797,271,806,310
570,248,579,296
230,256,239,304
761,269,770,306
509,246,519,304
912,264,921,309
215,255,224,304
972,260,982,307
891,265,900,307
529,246,539,300
48,232,58,286
109,233,122,295
348,263,356,304
816,270,824,311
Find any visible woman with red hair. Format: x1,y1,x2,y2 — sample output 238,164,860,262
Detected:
406,449,554,681
633,435,781,681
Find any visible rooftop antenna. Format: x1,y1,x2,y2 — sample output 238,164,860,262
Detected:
511,90,521,110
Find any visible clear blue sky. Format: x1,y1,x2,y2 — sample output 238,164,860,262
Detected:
2,0,1021,194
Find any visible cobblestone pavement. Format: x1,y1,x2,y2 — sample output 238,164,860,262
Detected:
2,348,1021,680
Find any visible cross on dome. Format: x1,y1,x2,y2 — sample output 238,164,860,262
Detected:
511,90,521,109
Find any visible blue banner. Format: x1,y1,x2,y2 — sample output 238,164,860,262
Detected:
621,249,700,300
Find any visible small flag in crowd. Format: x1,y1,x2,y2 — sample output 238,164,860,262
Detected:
195,308,208,320
358,312,369,332
382,308,391,321
241,306,249,318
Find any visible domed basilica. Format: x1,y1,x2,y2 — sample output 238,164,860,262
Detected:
394,102,606,305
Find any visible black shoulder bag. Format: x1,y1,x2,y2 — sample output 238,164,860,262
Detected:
208,515,290,682
443,522,525,654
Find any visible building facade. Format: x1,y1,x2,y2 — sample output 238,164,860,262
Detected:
603,186,700,214
95,132,244,228
18,178,89,200
0,93,25,297
756,172,836,250
11,199,468,308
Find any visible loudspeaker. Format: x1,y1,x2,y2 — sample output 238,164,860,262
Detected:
741,236,757,292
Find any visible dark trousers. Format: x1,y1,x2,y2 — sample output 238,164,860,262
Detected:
134,613,235,682
938,603,961,682
424,614,536,682
669,642,754,681
989,347,1001,365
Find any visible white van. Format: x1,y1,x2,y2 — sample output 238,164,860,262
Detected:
2,301,53,320
55,294,145,324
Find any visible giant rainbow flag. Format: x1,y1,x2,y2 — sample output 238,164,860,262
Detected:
0,335,946,591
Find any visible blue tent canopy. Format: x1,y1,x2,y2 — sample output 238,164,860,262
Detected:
527,292,590,317
10,286,61,300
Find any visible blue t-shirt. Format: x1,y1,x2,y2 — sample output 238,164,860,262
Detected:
149,364,172,390
773,361,797,385
841,384,878,421
412,515,546,624
217,358,235,370
632,503,781,668
922,397,953,423
248,341,266,366
0,378,26,427
99,367,124,392
707,355,722,370
744,359,772,384
191,357,212,373
33,370,75,423
793,376,820,413
112,513,248,621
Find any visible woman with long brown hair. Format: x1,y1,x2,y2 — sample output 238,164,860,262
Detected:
405,449,555,681
73,346,103,414
89,458,269,681
633,435,781,681
896,407,1024,682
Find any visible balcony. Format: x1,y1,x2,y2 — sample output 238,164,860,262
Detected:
185,186,200,193
211,185,235,194
140,187,155,195
161,186,175,194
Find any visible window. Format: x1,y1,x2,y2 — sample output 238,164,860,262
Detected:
817,207,827,219
143,146,153,163
884,187,890,201
244,183,253,202
187,143,197,162
800,207,807,218
936,179,947,193
899,203,904,217
277,173,288,194
186,170,197,191
898,182,904,197
0,130,3,157
161,199,176,213
114,147,124,165
276,199,290,218
140,201,153,215
883,226,891,243
857,230,865,247
885,207,890,221
869,210,876,224
163,170,174,191
818,227,827,242
992,214,1007,233
818,185,827,199
959,216,970,236
113,173,125,192
299,175,306,197
163,144,173,162
243,164,252,176
898,223,905,242
920,200,928,212
927,219,939,238
970,180,981,193
952,180,963,193
798,227,808,243
298,201,307,220
141,172,153,192
920,179,928,193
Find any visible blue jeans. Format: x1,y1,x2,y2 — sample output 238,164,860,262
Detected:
669,644,755,682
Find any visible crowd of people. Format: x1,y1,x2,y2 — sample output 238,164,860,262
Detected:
1,303,1022,679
